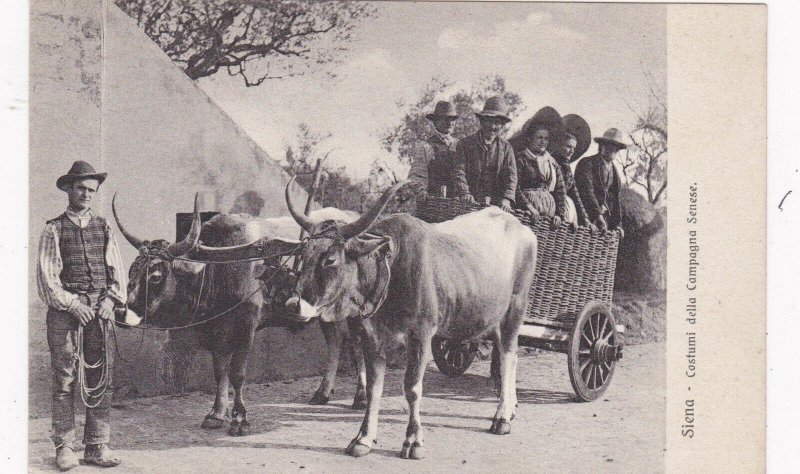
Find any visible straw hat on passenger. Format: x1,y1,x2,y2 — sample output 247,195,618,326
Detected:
594,128,628,150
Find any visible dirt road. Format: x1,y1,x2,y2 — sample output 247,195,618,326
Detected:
29,342,664,473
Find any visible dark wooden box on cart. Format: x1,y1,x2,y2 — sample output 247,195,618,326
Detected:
176,211,220,242
415,197,625,401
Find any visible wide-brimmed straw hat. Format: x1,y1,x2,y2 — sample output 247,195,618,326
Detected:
594,128,628,150
561,114,592,162
475,96,512,123
56,160,108,191
425,101,458,121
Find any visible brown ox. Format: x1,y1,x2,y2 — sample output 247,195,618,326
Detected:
284,180,538,459
112,195,366,436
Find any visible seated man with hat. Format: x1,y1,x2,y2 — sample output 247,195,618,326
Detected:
37,161,127,470
406,100,460,200
575,128,627,233
452,96,517,212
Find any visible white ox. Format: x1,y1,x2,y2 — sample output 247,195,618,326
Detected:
284,181,538,459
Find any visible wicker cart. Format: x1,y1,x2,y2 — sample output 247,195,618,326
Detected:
416,197,625,402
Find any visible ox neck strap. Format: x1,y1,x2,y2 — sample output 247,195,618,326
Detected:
359,251,392,319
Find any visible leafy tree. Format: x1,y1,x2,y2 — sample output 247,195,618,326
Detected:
381,75,525,167
115,0,377,85
369,75,525,212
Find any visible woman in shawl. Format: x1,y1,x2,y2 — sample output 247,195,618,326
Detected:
509,107,567,229
550,114,597,231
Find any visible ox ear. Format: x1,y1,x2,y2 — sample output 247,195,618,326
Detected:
344,233,393,260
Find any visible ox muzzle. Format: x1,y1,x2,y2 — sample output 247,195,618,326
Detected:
285,295,323,323
115,306,143,327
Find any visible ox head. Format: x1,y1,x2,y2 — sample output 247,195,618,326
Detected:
113,194,205,325
284,178,408,323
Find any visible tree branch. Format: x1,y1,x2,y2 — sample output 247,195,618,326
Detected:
653,179,667,204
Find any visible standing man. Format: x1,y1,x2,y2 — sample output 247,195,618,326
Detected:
575,128,627,233
452,96,517,212
406,100,459,200
37,161,126,470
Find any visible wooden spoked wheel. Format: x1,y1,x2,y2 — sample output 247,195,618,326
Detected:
568,301,623,401
431,335,479,376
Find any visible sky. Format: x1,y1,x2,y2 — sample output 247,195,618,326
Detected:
198,2,666,181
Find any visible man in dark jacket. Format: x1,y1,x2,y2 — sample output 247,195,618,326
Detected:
575,128,627,232
406,101,459,200
452,96,517,212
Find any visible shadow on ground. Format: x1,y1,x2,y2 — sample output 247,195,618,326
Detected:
97,363,577,454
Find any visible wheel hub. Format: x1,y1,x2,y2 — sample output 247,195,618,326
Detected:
591,338,623,363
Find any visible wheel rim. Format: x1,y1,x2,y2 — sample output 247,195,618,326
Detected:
577,311,616,390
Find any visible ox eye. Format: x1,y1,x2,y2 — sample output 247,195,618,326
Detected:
148,271,163,285
321,255,338,269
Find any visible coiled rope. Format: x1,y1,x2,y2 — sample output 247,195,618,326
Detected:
76,319,112,408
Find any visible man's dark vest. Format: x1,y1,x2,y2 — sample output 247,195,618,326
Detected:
49,213,110,292
425,135,457,195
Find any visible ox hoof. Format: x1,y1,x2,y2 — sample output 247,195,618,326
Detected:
400,441,426,460
351,393,368,410
345,438,375,458
309,390,331,406
227,420,251,437
489,418,512,435
201,415,226,430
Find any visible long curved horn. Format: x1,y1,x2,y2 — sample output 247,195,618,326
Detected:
338,180,409,239
168,193,201,256
285,176,317,232
190,237,301,263
112,192,144,249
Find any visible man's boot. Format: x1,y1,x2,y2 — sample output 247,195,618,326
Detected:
83,443,121,467
55,446,79,471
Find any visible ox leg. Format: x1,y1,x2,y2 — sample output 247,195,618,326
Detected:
400,333,431,460
201,351,231,429
228,345,252,437
310,320,344,405
490,329,520,435
351,338,367,410
345,327,385,458
490,343,502,396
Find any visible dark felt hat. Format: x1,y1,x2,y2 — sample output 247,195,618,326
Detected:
561,114,592,162
521,106,565,139
425,101,458,121
56,161,107,191
508,106,564,152
475,96,512,123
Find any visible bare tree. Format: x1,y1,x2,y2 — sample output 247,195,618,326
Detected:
115,0,377,85
283,123,364,211
622,71,667,204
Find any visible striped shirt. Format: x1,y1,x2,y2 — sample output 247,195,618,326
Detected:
37,208,127,312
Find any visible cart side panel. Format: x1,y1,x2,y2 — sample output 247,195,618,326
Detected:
416,198,620,327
